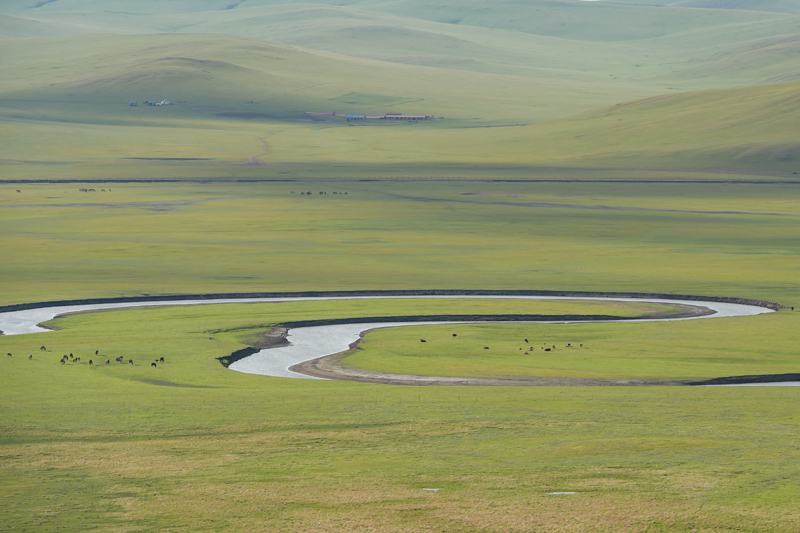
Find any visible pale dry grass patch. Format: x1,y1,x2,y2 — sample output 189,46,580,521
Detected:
412,492,678,532
141,478,440,531
45,440,230,476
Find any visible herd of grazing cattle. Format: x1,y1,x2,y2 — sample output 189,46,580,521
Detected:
5,335,586,367
6,347,165,367
292,190,347,196
417,335,584,354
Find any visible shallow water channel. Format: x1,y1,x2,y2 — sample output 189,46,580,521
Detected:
2,294,788,385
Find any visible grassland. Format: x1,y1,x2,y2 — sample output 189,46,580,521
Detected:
346,312,798,381
1,181,799,306
1,179,799,530
1,299,799,531
2,1,800,530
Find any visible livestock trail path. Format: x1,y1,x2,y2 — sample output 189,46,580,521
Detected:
0,290,780,385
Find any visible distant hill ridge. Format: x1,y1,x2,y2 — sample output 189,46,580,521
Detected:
0,1,798,178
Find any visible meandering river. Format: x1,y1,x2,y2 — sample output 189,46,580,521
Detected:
0,294,778,384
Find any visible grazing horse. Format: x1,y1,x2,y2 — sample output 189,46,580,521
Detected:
95,350,99,356
115,356,124,363
89,360,93,365
40,346,46,351
128,359,133,365
104,359,110,365
151,362,157,368
420,339,426,343
74,357,80,363
28,354,32,360
6,353,10,357
159,357,164,363
524,339,529,344
60,358,65,364
483,346,489,349
452,334,457,337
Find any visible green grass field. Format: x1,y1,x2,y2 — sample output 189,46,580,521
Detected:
1,181,798,306
2,1,800,530
1,180,799,531
1,298,799,531
347,313,798,381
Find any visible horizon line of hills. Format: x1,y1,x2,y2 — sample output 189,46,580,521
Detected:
1,0,798,178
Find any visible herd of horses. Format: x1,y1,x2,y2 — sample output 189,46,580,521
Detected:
7,347,165,367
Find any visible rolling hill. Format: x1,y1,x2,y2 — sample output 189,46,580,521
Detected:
2,1,798,88
0,0,798,179
413,80,800,173
230,80,800,175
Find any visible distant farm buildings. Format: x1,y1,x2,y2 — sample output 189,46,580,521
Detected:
383,113,430,121
130,100,171,106
307,111,434,122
